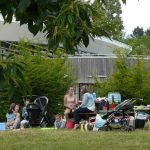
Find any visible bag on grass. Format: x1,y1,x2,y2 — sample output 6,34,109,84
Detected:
94,114,106,129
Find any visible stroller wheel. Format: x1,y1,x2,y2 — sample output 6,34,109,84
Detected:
99,125,112,131
121,125,134,132
40,121,46,128
128,125,135,132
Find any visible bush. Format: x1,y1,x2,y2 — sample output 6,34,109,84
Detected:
94,50,150,103
0,41,75,120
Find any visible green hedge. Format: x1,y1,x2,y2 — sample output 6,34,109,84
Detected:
0,42,75,121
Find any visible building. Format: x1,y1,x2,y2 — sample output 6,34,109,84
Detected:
77,36,132,55
0,21,134,99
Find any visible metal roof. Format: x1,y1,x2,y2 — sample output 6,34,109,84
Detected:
0,21,132,55
77,36,132,55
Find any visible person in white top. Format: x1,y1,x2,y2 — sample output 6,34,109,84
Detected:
64,87,77,121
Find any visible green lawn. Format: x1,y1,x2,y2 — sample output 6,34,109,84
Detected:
0,129,150,150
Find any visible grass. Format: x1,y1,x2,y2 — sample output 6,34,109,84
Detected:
0,129,150,150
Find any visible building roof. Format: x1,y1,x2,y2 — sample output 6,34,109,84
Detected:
77,36,132,55
0,21,47,44
0,21,132,55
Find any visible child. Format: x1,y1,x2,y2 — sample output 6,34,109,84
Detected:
22,99,31,120
54,114,65,129
20,99,31,129
6,103,20,129
144,116,150,130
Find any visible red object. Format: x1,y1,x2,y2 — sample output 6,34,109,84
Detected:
66,121,75,129
109,103,115,110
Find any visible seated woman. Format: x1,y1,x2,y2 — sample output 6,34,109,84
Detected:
74,87,95,129
64,87,77,121
6,103,21,129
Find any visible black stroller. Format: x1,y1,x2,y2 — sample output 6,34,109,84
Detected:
26,96,50,127
99,98,143,131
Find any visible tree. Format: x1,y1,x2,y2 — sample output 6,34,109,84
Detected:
124,34,150,55
94,49,150,103
145,28,150,36
92,0,124,40
132,26,144,38
0,54,29,100
0,40,75,120
0,0,126,53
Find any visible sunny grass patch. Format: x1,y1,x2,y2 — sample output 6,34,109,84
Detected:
0,129,150,150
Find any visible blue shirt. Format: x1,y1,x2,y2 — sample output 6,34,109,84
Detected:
6,113,16,122
80,92,95,110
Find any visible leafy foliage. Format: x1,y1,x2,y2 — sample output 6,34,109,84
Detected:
0,0,125,53
124,26,150,55
124,35,150,55
132,26,144,38
92,0,124,40
0,41,75,120
0,54,28,100
94,50,150,103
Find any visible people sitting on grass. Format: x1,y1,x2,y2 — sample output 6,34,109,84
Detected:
64,86,77,121
20,99,31,129
54,114,66,129
73,87,95,129
6,103,21,129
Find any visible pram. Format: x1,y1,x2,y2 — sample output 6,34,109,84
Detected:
26,96,50,127
99,98,143,131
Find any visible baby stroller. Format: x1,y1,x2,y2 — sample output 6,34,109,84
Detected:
99,98,143,132
26,96,50,127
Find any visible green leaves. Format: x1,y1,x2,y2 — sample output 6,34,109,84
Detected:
121,0,126,4
94,50,150,103
0,41,75,118
0,0,125,53
0,54,28,100
18,0,31,13
92,0,124,40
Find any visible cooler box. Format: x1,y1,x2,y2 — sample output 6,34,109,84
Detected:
66,121,74,129
0,123,6,131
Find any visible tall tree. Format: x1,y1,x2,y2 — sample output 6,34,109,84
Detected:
0,0,126,53
145,28,150,36
92,0,124,40
132,26,144,38
124,28,150,55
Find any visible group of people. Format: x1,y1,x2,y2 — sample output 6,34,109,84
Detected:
6,86,114,130
55,86,96,129
6,99,30,130
54,86,117,129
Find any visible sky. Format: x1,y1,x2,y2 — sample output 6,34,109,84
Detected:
121,0,150,35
